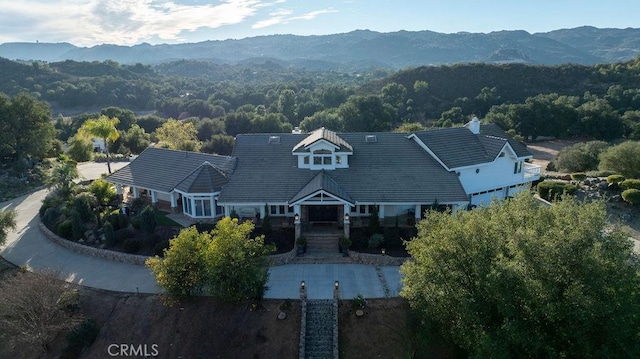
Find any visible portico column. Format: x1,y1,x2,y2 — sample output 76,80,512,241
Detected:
294,211,301,241
378,205,385,219
115,184,123,201
132,187,140,199
415,204,422,220
170,193,177,213
151,191,158,204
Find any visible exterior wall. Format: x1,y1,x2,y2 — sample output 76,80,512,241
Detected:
456,153,529,195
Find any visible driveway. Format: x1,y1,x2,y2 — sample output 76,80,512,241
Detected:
1,162,403,299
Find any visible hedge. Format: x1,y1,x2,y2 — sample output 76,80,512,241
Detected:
537,181,577,201
622,189,640,206
621,179,640,190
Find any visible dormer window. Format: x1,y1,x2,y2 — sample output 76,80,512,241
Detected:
292,127,353,170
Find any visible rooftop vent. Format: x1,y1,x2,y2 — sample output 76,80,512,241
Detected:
268,136,280,144
365,135,377,143
292,127,302,134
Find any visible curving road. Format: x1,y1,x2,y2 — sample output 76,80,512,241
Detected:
0,162,403,299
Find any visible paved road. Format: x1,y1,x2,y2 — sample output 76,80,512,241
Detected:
1,162,403,299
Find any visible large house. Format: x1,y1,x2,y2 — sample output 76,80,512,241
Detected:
106,118,540,231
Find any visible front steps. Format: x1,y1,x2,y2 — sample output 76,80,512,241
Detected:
304,300,337,359
293,230,351,264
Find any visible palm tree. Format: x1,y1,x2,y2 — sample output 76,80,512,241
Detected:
78,115,120,173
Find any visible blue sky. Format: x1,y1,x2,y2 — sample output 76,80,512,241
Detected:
1,0,638,47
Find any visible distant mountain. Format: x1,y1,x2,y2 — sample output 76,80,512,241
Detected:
0,27,638,69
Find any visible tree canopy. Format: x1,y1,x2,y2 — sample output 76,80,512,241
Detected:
146,217,275,302
599,141,640,178
401,192,640,358
0,209,17,247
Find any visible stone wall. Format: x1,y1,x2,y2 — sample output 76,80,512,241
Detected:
348,251,409,266
39,223,149,266
41,221,297,267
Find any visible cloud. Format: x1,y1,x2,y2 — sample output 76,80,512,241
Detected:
0,0,264,46
252,7,337,29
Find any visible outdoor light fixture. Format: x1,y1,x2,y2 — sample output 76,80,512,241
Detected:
294,213,299,222
334,281,339,289
381,248,386,255
344,213,350,221
301,281,305,289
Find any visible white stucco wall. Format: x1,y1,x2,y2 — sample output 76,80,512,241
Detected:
456,153,527,195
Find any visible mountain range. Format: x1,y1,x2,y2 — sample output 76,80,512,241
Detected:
1,26,638,69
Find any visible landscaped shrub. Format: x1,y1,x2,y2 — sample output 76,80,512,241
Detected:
537,182,577,201
622,189,640,206
352,293,367,310
570,172,587,182
621,179,640,190
606,174,626,185
64,318,100,358
369,206,380,234
586,170,616,178
123,237,142,253
42,207,62,228
130,215,141,230
368,233,385,249
39,193,64,217
383,226,403,248
70,210,85,241
114,228,134,243
57,220,73,239
262,204,272,235
117,212,129,230
103,222,116,247
72,194,95,222
140,206,157,234
129,197,146,214
154,239,170,257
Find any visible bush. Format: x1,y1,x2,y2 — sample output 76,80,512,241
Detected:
129,197,146,214
70,210,85,241
72,194,95,222
537,181,578,201
64,318,100,358
368,233,385,249
103,222,116,247
130,215,141,230
606,174,626,184
154,239,170,257
585,170,616,178
570,172,587,182
599,141,640,178
352,293,367,310
339,236,352,250
123,238,142,253
554,141,609,172
40,193,64,217
621,179,640,190
42,207,62,229
622,189,640,206
384,226,403,248
140,206,157,234
57,220,73,239
114,228,134,243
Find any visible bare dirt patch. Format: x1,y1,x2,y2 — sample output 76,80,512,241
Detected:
526,139,581,173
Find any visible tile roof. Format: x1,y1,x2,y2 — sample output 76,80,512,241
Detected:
290,171,355,204
292,127,353,153
174,162,229,193
414,124,532,169
217,131,469,204
106,147,236,193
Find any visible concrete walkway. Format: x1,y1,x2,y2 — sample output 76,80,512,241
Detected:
1,162,403,299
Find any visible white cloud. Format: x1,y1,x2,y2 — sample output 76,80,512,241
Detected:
0,0,264,46
252,7,337,29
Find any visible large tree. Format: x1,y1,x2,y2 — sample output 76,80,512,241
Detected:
0,93,56,170
154,119,200,152
599,141,640,178
78,115,120,173
401,192,640,358
338,95,396,132
147,217,274,302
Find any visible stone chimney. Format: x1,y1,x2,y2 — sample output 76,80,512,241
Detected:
466,117,480,134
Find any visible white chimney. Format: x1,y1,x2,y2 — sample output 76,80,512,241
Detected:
467,117,480,134
292,126,302,134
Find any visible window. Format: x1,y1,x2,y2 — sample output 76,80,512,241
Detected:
270,205,287,216
313,149,332,167
359,206,366,214
336,156,342,164
270,205,278,215
514,161,523,174
303,156,309,165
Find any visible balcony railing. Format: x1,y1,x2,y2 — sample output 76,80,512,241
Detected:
524,163,542,180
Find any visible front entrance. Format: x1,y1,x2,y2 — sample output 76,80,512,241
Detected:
308,205,338,222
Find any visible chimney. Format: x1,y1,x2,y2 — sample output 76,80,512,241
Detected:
292,126,302,134
466,117,480,134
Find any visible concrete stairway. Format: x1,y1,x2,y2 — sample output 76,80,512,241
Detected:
305,300,336,359
293,231,350,264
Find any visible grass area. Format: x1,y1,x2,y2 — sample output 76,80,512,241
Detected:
154,209,182,227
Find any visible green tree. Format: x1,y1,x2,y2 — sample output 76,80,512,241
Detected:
140,206,157,234
155,119,201,151
121,124,150,154
201,134,235,155
401,192,640,358
0,209,17,247
393,122,426,133
78,115,120,174
66,135,93,162
205,217,275,302
300,109,344,132
599,141,640,178
339,95,396,132
87,178,117,206
553,140,609,172
46,161,79,199
277,89,298,124
0,93,56,171
146,227,210,298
